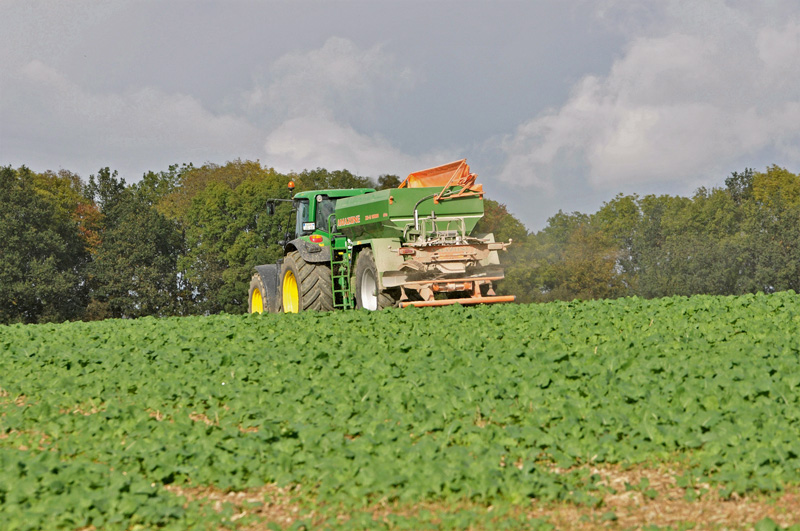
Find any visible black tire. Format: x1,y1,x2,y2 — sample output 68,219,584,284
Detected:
249,265,280,314
280,251,334,312
355,248,400,310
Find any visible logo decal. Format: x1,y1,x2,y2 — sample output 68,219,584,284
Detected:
336,215,361,227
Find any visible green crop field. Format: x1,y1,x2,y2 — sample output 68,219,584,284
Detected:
2,293,800,529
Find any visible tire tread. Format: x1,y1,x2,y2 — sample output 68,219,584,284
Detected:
284,251,334,312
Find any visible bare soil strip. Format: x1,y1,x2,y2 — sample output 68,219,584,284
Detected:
164,484,306,528
166,465,800,529
531,465,800,529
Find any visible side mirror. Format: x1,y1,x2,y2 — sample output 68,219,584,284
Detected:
266,201,275,216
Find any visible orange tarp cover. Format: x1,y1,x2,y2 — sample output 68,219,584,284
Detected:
398,159,483,194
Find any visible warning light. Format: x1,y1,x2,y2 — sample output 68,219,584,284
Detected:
309,235,323,243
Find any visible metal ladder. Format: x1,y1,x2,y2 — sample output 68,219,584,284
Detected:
330,235,354,309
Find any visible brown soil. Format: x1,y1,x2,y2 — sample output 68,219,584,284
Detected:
164,483,306,529
166,465,800,530
530,465,800,529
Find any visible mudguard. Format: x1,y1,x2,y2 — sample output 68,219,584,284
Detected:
287,238,330,264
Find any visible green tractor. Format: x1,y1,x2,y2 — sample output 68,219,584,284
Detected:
249,160,514,313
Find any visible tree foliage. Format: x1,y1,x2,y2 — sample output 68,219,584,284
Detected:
376,174,402,190
0,166,89,323
505,165,800,303
174,162,290,314
87,168,186,319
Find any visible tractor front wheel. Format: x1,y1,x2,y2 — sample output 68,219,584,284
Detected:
355,248,399,310
280,251,334,313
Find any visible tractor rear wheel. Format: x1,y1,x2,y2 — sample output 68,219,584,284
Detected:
355,248,399,310
280,251,333,312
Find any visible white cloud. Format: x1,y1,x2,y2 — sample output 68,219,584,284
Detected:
756,19,800,80
497,2,800,191
253,37,440,177
1,59,262,178
264,115,452,178
1,34,438,181
246,37,414,124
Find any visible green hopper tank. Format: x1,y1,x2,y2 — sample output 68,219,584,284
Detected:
333,187,485,241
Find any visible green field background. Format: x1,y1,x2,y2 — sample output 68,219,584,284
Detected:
2,293,800,529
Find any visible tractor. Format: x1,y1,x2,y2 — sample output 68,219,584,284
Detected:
249,159,514,313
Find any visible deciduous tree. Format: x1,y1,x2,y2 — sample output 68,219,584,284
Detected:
0,166,87,323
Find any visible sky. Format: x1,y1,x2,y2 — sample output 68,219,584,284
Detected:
2,0,799,230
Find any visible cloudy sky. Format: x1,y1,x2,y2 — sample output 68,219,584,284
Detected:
2,1,799,229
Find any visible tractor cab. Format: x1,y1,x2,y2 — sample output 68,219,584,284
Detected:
289,188,375,245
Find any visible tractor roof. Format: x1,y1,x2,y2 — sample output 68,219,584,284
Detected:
293,188,375,200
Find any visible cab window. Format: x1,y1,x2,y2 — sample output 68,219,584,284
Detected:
315,196,337,232
294,199,310,236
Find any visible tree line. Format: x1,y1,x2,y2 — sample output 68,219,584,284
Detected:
1,161,798,324
500,165,800,303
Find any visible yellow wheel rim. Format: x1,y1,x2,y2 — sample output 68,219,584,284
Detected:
282,270,299,313
251,287,264,314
